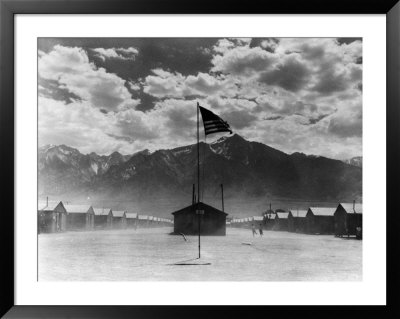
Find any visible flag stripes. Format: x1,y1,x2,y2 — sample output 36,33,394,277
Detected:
199,106,232,136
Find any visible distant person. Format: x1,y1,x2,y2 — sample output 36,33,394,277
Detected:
356,226,362,239
259,224,263,236
251,224,257,237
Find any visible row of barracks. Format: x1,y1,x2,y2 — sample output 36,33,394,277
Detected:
38,200,173,234
229,202,362,239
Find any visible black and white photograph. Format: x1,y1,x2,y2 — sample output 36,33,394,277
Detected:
37,37,363,281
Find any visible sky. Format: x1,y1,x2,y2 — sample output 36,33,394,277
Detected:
38,37,362,160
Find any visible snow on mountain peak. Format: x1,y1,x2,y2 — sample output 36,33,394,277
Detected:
212,136,230,144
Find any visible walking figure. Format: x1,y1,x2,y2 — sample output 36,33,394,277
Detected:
259,224,263,236
251,224,257,237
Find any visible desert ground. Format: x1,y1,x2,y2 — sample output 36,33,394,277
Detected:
38,227,362,281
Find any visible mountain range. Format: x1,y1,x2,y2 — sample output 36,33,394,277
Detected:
342,156,362,168
38,134,362,217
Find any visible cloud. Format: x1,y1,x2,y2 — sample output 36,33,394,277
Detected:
39,45,140,111
211,38,362,96
128,81,141,91
248,113,362,160
311,62,362,94
185,73,237,97
211,46,277,76
37,39,363,160
106,133,135,143
273,39,362,95
276,38,361,63
328,110,362,138
92,47,139,61
38,97,122,154
205,96,257,112
114,108,160,141
264,115,284,121
258,55,311,92
143,69,237,99
222,110,258,129
38,96,196,155
39,95,203,155
200,97,259,130
312,69,348,94
213,39,236,54
304,113,332,125
142,69,188,98
154,99,197,139
38,78,82,103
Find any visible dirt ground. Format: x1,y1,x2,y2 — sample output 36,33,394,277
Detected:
38,227,362,281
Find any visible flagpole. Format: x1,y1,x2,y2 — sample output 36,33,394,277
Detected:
197,102,200,204
195,103,232,260
197,102,201,259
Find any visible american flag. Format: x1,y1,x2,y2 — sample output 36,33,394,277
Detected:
199,105,233,136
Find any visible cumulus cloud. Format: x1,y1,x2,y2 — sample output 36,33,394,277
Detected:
312,69,348,94
39,45,140,111
275,38,362,95
92,47,139,61
260,39,279,52
213,39,236,54
143,69,237,99
38,95,197,154
114,109,159,141
222,110,258,129
328,116,362,138
142,69,188,98
38,97,123,154
328,105,362,138
128,81,141,91
39,95,205,155
197,97,259,130
258,55,311,92
152,99,198,139
210,38,362,97
185,73,232,96
37,38,362,159
211,46,277,76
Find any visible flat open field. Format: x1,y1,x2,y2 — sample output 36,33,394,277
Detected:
38,227,362,281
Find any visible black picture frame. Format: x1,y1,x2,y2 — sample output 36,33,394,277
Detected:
1,0,399,318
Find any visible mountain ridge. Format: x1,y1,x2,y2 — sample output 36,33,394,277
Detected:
38,134,362,216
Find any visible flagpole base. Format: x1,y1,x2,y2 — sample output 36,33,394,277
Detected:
168,257,211,266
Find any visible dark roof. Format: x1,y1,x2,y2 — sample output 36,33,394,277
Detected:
172,202,228,216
